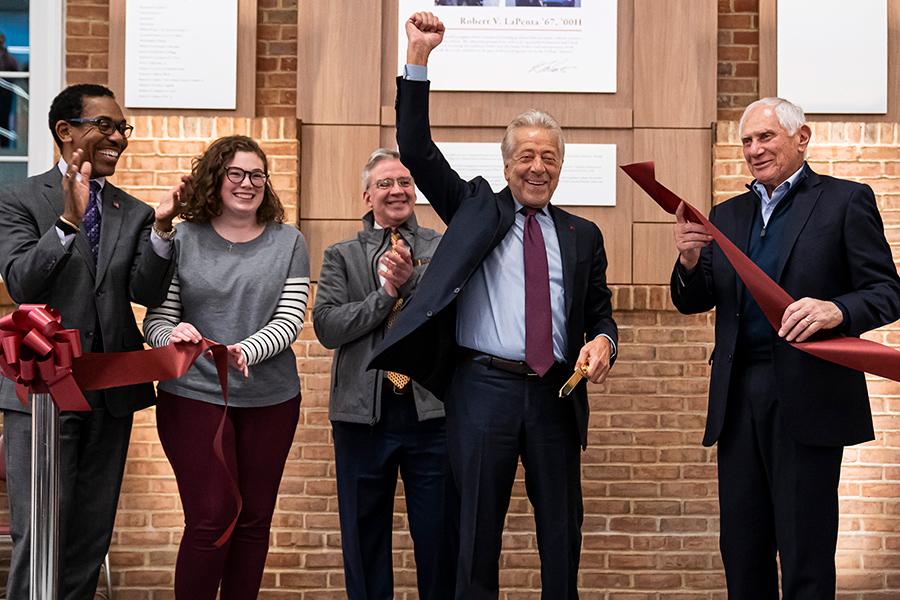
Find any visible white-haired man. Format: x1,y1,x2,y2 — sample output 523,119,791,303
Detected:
371,12,618,599
672,97,900,598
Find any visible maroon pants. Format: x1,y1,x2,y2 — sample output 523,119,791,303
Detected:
156,390,301,600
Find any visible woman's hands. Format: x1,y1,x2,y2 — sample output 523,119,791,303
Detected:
168,323,249,378
227,344,249,378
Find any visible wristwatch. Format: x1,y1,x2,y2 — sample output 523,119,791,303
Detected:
56,216,79,235
152,223,176,240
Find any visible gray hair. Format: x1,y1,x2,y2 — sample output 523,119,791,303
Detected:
362,147,402,189
500,109,566,163
739,97,807,136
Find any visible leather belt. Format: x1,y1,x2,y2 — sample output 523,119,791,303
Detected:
461,349,540,377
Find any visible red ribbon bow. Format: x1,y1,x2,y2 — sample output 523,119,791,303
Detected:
0,305,240,547
0,304,91,411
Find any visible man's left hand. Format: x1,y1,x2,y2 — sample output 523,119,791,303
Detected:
778,297,844,342
154,174,191,232
576,335,612,384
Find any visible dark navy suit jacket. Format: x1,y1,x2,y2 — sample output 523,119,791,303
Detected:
370,77,618,448
672,165,900,447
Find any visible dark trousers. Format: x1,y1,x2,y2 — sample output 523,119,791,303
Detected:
156,391,301,600
3,403,133,600
445,359,583,600
332,382,457,600
717,360,844,600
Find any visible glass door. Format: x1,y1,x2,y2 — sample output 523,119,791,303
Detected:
0,0,29,183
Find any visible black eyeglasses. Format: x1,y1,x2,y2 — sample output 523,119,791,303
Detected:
67,117,134,138
373,177,413,190
224,166,268,188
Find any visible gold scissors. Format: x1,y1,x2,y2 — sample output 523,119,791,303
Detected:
559,364,588,398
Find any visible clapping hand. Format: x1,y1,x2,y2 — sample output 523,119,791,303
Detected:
379,237,413,297
155,174,191,231
61,142,97,227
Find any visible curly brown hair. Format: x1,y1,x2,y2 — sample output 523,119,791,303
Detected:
179,135,286,224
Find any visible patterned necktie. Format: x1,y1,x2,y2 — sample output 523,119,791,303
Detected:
82,180,102,263
385,230,411,392
523,207,554,376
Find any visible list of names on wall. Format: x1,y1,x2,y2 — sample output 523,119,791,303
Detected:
124,0,238,109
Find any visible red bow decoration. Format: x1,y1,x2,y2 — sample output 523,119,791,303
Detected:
0,304,91,411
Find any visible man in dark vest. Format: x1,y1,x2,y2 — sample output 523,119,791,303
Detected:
672,97,900,599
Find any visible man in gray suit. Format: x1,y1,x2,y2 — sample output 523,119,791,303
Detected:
0,83,178,599
314,148,456,599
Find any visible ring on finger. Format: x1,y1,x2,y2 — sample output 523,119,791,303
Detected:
803,316,814,326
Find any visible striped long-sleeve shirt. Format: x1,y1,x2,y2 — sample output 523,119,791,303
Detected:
143,221,310,407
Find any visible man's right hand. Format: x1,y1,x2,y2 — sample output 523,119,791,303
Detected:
406,11,445,66
61,147,94,227
380,238,413,297
674,201,712,271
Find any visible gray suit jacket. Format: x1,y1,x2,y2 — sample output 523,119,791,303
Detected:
314,211,444,424
0,167,175,416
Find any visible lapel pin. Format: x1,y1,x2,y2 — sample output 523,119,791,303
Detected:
112,199,120,209
568,225,574,231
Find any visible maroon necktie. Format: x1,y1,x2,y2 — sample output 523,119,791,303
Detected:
523,207,554,376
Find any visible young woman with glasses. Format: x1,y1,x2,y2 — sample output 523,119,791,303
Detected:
143,135,310,599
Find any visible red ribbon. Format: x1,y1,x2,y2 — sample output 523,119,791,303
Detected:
621,161,900,382
0,304,90,410
0,304,240,547
73,339,242,547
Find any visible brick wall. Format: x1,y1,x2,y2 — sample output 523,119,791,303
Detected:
112,116,299,224
256,0,299,117
1,1,898,598
717,0,759,121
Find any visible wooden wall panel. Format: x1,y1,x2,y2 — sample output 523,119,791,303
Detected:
633,0,717,128
759,0,900,122
632,223,677,284
298,0,382,124
759,0,777,106
632,128,712,222
298,0,718,284
380,0,635,129
377,126,634,283
301,219,368,281
299,125,381,220
564,128,634,284
108,0,257,117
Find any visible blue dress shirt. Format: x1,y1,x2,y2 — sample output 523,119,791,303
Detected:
751,163,806,226
403,64,616,362
456,203,567,362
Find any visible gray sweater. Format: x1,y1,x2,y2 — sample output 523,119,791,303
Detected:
144,221,310,407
